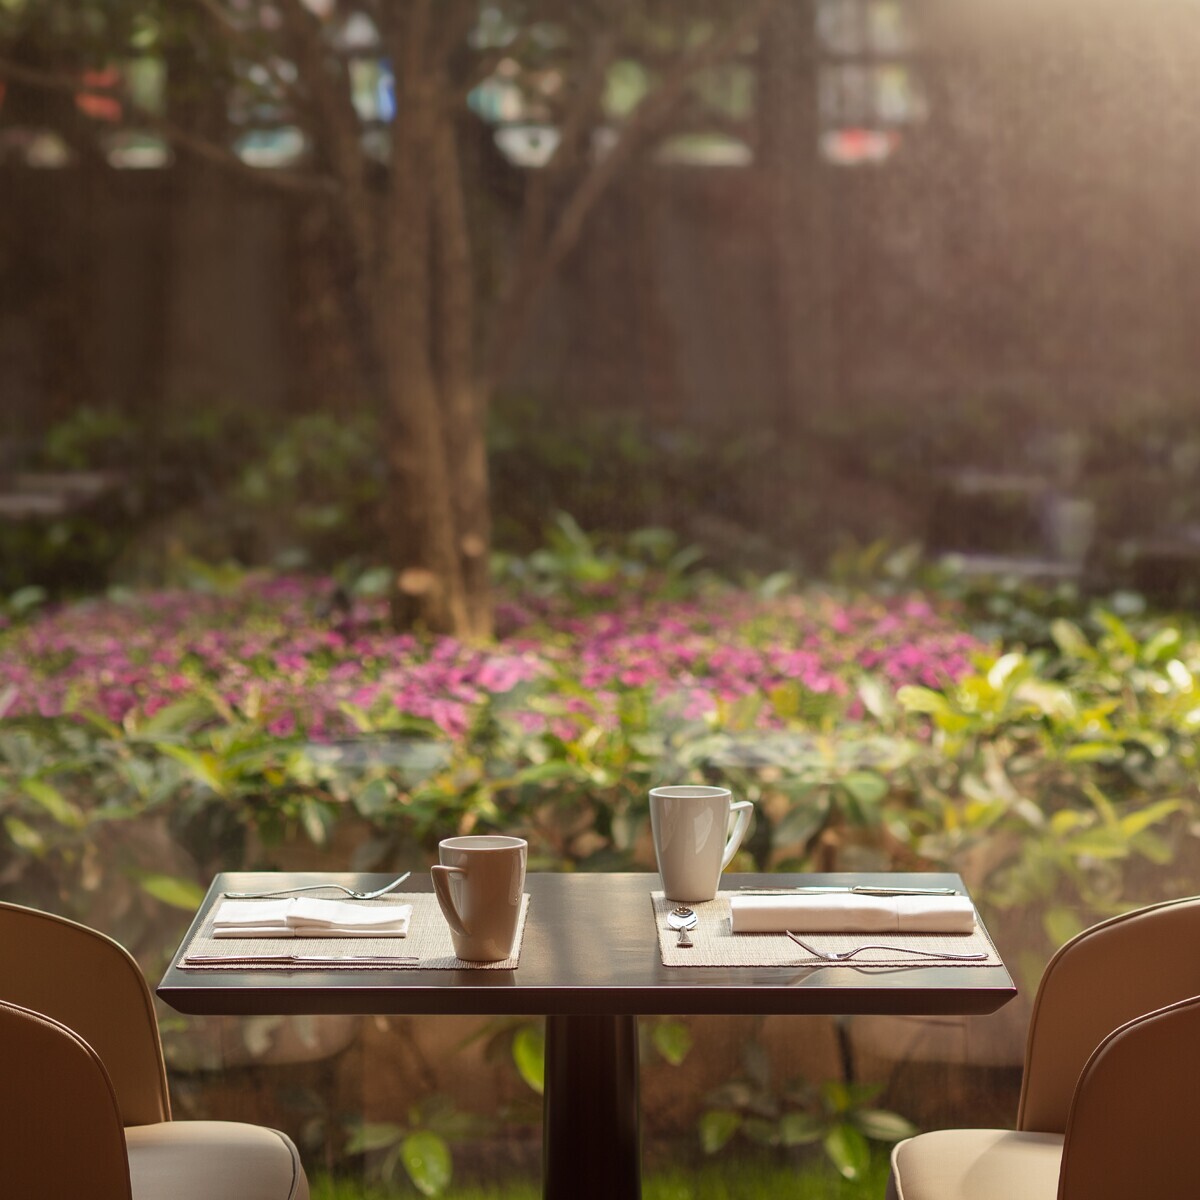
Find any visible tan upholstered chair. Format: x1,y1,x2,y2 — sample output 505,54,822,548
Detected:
0,901,309,1199
1056,993,1200,1198
887,895,1200,1200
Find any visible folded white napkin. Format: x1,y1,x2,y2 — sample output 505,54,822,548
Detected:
212,897,412,939
729,893,976,935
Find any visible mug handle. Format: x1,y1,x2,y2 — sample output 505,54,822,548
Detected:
720,800,753,872
431,865,469,936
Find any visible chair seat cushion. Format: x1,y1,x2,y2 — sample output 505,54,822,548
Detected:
889,1128,1064,1200
126,1121,308,1200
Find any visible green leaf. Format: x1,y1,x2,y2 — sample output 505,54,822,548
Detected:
855,678,891,722
824,1123,871,1180
742,1116,780,1146
353,777,396,819
135,695,212,737
768,681,801,721
1061,826,1131,858
337,701,376,734
779,1111,823,1146
1133,831,1174,865
1050,619,1094,661
298,798,331,845
1013,680,1075,720
76,708,124,739
839,771,888,807
698,1110,742,1155
1118,800,1183,839
156,744,227,796
1048,809,1085,835
352,566,394,597
773,799,828,848
345,1121,403,1155
896,686,950,717
1064,742,1123,763
512,1024,545,1095
986,652,1026,691
4,816,44,855
843,1081,884,1106
8,585,47,615
820,1079,852,1114
1166,658,1194,692
651,1020,693,1066
135,873,206,910
1095,610,1139,657
1142,627,1182,664
758,571,795,599
1043,906,1085,948
855,1108,919,1142
19,778,84,828
401,1131,452,1197
704,1081,756,1110
513,761,586,786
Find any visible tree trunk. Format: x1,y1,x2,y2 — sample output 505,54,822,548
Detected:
381,73,471,636
432,103,493,640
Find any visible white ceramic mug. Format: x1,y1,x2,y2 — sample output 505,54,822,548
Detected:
431,835,528,961
649,785,753,902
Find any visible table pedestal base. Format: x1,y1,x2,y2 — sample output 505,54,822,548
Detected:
543,1013,641,1200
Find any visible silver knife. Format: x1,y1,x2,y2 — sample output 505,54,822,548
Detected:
184,953,420,966
735,885,959,897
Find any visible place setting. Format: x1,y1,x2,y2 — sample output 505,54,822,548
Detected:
179,835,532,971
648,784,1002,969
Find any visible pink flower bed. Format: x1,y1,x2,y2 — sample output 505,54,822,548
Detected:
0,577,984,740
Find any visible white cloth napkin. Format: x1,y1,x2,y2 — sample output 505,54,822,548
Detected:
212,897,412,939
729,893,976,935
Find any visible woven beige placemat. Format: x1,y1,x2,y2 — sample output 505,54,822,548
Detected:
178,894,530,971
652,893,1002,968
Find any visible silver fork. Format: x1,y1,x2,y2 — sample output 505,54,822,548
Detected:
224,872,411,901
785,930,988,962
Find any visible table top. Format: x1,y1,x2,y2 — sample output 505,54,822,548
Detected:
156,871,1016,1018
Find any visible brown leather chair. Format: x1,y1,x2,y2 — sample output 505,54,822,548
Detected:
888,895,1200,1199
0,901,309,1199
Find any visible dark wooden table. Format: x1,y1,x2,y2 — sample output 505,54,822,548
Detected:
158,871,1015,1200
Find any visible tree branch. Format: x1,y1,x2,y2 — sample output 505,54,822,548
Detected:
456,0,564,100
191,0,251,37
274,0,378,286
516,26,618,274
0,56,334,194
274,0,364,170
189,0,302,106
432,0,482,69
485,0,784,387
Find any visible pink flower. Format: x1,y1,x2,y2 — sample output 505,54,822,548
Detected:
268,713,296,737
476,656,530,694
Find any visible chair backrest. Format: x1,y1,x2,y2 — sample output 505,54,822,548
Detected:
1057,994,1200,1199
1017,894,1200,1133
0,902,171,1126
0,999,134,1199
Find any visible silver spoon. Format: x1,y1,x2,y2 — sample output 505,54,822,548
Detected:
668,906,697,947
224,872,412,900
785,930,987,962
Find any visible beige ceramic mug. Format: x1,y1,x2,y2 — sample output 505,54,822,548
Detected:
431,835,528,961
649,785,753,902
